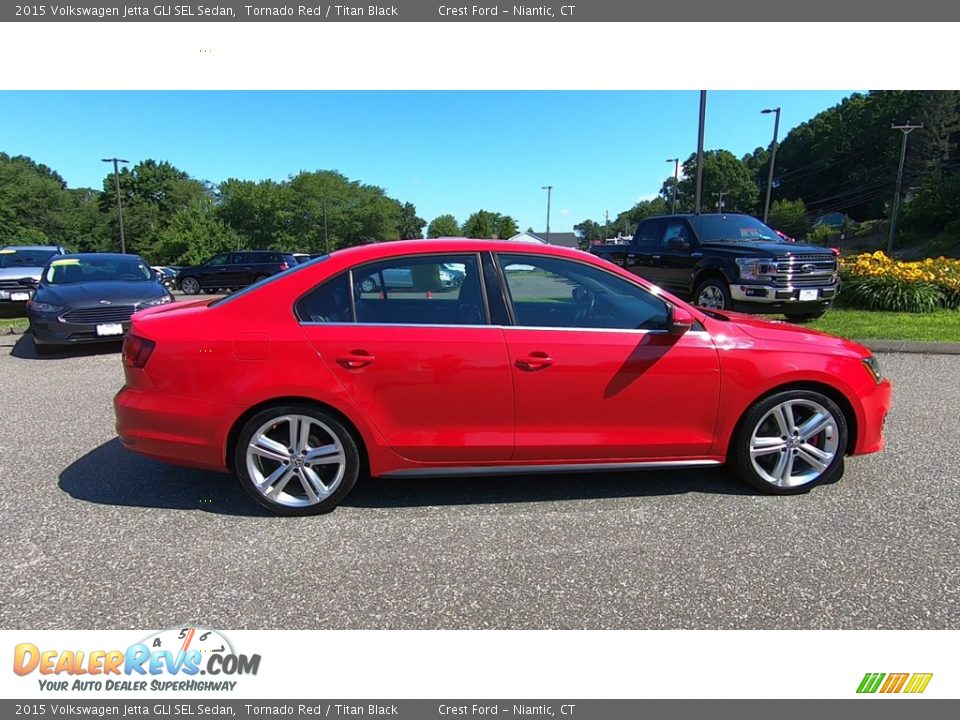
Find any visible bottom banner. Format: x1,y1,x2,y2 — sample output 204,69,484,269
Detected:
3,701,958,719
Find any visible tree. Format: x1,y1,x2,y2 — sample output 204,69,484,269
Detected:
766,199,811,239
153,200,243,265
612,197,670,236
661,150,759,215
426,214,460,238
574,219,604,243
0,153,74,246
496,214,519,239
217,178,292,250
461,210,499,238
398,202,426,239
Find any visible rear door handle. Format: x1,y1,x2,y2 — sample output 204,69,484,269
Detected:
515,352,553,371
336,352,376,369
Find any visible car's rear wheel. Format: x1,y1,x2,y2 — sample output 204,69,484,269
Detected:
694,278,731,310
728,390,847,495
234,405,360,516
180,276,201,295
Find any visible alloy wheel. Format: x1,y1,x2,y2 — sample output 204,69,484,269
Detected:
748,399,839,488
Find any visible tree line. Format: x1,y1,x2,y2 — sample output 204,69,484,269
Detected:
576,91,960,247
0,156,519,265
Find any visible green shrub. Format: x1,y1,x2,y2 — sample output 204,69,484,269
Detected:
838,274,945,313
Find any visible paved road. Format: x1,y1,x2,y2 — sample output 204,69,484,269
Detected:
1,336,957,630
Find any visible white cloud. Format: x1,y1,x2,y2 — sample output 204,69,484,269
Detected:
558,208,570,216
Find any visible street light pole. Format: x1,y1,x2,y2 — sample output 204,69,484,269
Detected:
694,91,707,214
323,196,329,254
541,185,553,243
101,157,129,253
888,122,923,255
761,107,781,224
666,158,679,214
712,190,728,212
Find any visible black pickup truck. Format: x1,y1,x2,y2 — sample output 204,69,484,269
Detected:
589,213,839,321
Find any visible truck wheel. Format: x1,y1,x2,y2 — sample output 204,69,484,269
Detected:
694,279,731,310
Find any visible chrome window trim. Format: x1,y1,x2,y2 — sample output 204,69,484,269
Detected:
298,320,711,337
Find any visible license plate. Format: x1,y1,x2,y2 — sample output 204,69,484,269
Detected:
96,323,124,336
10,292,31,301
798,289,819,301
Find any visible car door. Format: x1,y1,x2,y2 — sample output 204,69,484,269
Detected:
653,219,700,296
298,252,514,463
198,253,231,289
624,218,666,286
497,252,721,462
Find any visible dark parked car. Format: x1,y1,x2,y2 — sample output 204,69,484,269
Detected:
0,245,68,308
27,253,172,353
177,251,297,295
151,266,178,292
589,214,840,322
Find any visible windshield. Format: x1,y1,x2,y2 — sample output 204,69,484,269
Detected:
44,256,154,284
690,216,782,243
0,249,59,268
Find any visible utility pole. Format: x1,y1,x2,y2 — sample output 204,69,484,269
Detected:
604,210,610,241
761,107,781,224
666,157,679,214
713,190,728,213
541,185,553,243
888,122,923,255
694,91,707,214
322,196,330,254
101,158,129,253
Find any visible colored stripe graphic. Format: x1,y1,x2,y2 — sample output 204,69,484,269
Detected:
903,673,933,694
880,673,909,693
857,673,885,693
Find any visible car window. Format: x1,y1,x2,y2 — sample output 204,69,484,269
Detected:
206,254,229,267
295,272,352,323
352,254,485,326
633,220,665,248
498,254,671,331
661,221,692,248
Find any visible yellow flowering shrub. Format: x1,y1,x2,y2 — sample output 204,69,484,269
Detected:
839,251,960,311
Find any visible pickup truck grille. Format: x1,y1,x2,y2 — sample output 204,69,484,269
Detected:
769,254,837,287
0,279,35,290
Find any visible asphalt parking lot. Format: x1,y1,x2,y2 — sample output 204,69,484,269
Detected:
1,334,958,630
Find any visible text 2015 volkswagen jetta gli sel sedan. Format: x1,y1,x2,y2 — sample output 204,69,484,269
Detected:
114,240,891,516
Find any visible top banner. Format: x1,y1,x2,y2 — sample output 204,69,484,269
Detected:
5,0,960,21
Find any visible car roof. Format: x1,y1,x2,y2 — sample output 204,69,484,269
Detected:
56,253,146,260
1,245,65,251
330,238,591,263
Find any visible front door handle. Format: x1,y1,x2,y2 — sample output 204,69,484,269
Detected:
515,352,553,371
336,352,376,369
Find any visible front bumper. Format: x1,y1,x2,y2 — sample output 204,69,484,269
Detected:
853,377,892,455
0,287,35,303
730,283,837,314
29,315,130,346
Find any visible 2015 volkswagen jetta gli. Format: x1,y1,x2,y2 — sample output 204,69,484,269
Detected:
114,239,891,515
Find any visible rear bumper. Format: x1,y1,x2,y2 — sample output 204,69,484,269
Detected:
852,378,892,455
114,386,237,473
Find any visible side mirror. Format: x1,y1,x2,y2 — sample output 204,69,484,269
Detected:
666,237,690,252
669,305,695,335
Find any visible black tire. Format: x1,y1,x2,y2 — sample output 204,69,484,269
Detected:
694,278,732,311
233,404,361,516
785,312,826,323
359,278,377,293
202,289,217,294
728,389,847,495
180,276,201,295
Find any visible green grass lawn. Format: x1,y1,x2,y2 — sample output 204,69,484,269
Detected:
0,317,28,331
805,308,960,342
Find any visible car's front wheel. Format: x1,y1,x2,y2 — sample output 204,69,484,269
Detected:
180,276,201,295
728,390,847,495
234,405,360,516
694,278,731,310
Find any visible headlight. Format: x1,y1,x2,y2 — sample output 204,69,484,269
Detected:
734,258,773,280
862,355,883,383
28,301,62,313
138,295,173,309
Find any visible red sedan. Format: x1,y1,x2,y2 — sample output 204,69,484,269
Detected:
114,240,891,515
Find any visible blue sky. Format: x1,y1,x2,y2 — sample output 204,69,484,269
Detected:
0,90,855,233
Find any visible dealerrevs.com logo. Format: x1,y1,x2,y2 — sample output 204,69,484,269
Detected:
857,673,933,694
13,626,261,692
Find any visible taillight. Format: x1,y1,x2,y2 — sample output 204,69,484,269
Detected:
123,334,156,368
